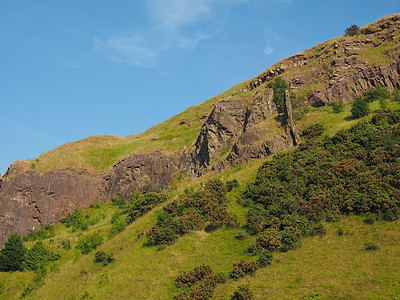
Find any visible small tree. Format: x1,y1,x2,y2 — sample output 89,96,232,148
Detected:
0,233,26,271
345,24,360,36
331,100,344,113
351,97,370,119
363,83,390,103
392,89,400,102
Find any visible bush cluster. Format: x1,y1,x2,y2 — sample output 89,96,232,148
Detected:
174,265,226,300
0,234,58,273
23,224,55,242
243,110,400,256
94,250,115,266
147,179,239,246
76,233,103,254
231,284,254,300
229,260,258,280
61,208,105,232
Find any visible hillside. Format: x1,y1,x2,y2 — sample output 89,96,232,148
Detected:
1,107,400,299
0,15,400,299
8,14,400,176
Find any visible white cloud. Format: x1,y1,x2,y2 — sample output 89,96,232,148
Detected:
95,0,247,67
263,45,273,55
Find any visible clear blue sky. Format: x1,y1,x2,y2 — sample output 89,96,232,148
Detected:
0,0,398,175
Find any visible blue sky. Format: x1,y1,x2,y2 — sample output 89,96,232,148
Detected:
0,1,399,175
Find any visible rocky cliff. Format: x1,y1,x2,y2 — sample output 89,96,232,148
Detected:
239,14,400,106
0,14,399,245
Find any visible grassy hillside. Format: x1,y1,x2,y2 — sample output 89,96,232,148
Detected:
2,103,400,299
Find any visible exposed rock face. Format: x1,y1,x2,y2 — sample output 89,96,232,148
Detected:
102,152,191,200
193,100,248,170
0,167,101,244
238,15,400,106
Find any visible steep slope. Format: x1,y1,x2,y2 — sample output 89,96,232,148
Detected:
0,14,399,245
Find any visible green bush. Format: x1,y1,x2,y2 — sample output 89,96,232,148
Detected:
301,124,325,140
76,233,103,254
363,83,389,102
266,77,289,114
230,260,258,280
226,179,239,192
345,24,359,36
23,224,55,242
24,241,58,271
392,89,400,102
257,250,273,267
94,250,115,266
364,242,379,251
0,233,26,272
331,100,344,113
175,265,213,288
231,284,254,300
351,97,370,119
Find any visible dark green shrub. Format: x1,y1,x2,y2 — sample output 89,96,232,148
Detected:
231,284,254,300
257,250,273,267
331,100,344,113
364,242,379,251
94,250,115,266
61,210,88,232
23,224,56,242
280,229,302,252
61,239,71,250
230,260,258,280
363,213,375,224
266,77,289,114
392,89,400,102
253,230,282,253
76,233,103,254
188,277,217,300
308,223,326,237
235,231,249,240
108,213,127,238
0,233,26,272
363,83,390,102
345,24,359,36
175,265,213,288
24,241,57,271
351,97,370,119
336,228,344,236
111,194,130,209
301,124,325,140
226,179,239,192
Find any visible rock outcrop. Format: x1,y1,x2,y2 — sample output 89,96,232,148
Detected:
238,15,400,106
0,167,101,244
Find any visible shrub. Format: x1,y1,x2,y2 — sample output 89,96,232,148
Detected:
24,241,57,271
363,83,390,102
351,97,370,119
76,233,103,254
301,124,324,140
235,231,249,240
94,250,115,266
253,230,282,253
280,229,302,252
61,210,88,231
231,284,254,300
308,223,326,237
108,213,127,238
336,228,344,236
331,100,344,113
23,224,55,242
230,260,258,280
188,277,218,300
257,250,273,267
392,89,400,102
226,179,239,192
267,77,289,114
364,242,379,251
345,24,359,36
61,239,71,250
175,265,213,288
0,233,26,272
